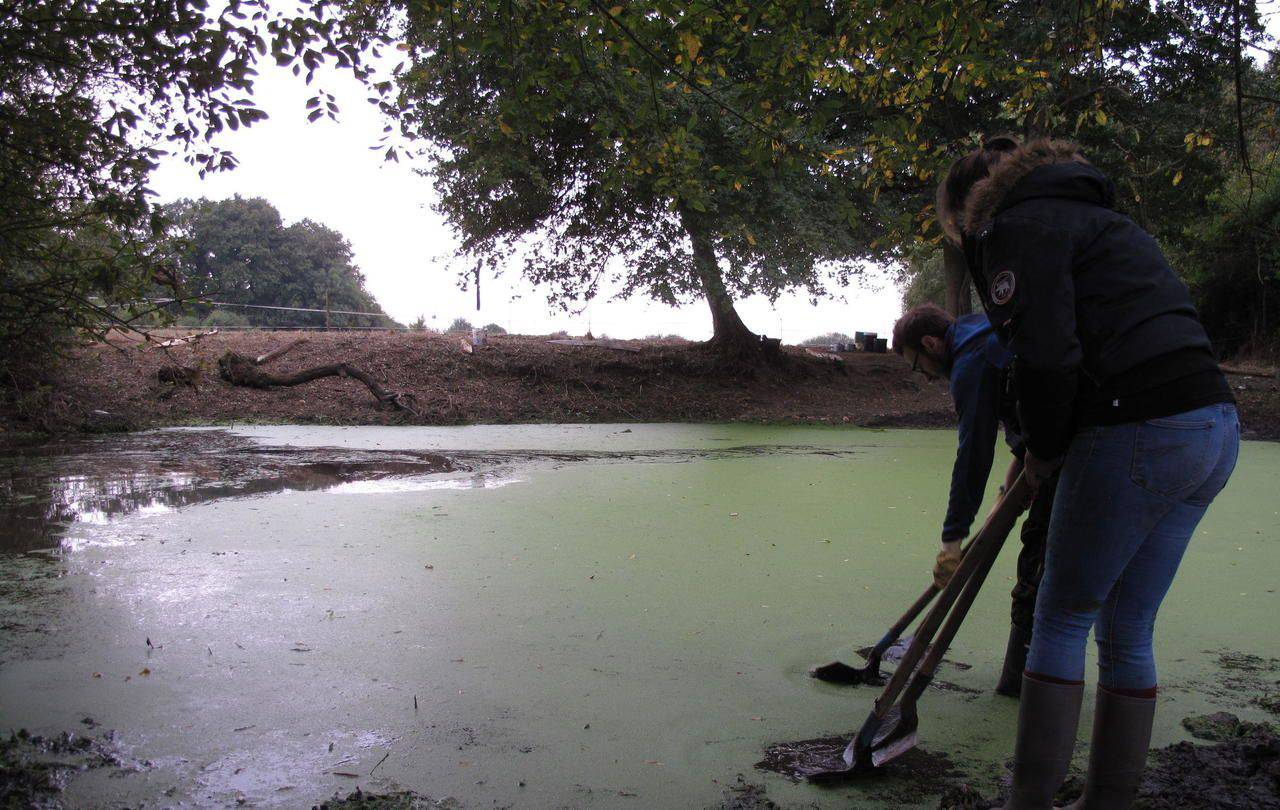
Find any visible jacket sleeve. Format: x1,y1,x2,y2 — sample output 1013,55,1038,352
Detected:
941,357,1001,543
979,216,1082,460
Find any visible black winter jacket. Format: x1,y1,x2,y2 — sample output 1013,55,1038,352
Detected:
959,141,1231,460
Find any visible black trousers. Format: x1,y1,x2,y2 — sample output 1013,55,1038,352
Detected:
1010,472,1058,631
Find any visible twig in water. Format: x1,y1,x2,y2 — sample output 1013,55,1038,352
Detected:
370,751,391,775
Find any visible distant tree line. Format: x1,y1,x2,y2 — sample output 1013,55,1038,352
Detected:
161,197,394,329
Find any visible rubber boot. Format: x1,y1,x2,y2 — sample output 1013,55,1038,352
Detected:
1002,674,1084,810
996,624,1033,698
1062,687,1156,809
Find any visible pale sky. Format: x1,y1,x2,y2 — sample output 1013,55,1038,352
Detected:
148,59,904,342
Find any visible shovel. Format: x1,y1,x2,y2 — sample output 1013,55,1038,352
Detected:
803,474,1033,781
808,581,939,686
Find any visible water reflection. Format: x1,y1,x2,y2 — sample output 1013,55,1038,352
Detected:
0,430,860,555
0,431,459,553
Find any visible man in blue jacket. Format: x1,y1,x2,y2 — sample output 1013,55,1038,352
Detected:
892,303,1056,697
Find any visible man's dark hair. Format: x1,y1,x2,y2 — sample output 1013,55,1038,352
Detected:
893,304,954,355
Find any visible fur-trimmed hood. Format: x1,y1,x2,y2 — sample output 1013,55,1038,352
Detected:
960,140,1111,237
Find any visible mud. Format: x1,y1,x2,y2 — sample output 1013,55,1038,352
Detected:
1182,712,1276,742
757,733,962,805
715,775,796,809
315,788,461,809
0,723,142,808
1187,651,1280,719
936,713,1280,809
1141,714,1280,809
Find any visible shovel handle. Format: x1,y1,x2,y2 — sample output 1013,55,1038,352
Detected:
898,475,1033,707
864,582,939,668
869,474,1033,718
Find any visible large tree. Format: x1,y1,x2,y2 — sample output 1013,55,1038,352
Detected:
163,197,393,329
385,0,1268,349
388,2,1011,355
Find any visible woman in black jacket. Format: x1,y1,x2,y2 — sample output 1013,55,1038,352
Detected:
937,138,1239,810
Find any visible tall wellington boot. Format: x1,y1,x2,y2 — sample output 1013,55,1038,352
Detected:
1063,686,1156,809
996,623,1033,697
1002,674,1084,810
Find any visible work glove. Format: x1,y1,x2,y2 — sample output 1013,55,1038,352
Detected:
933,546,963,589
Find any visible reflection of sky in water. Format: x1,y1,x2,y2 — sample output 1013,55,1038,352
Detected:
328,474,520,495
76,501,176,524
0,435,466,554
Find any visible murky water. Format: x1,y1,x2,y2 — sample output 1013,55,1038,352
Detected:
0,425,1276,808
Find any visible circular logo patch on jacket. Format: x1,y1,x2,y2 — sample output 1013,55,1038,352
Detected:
991,270,1016,306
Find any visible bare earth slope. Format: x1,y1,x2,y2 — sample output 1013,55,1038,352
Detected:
11,330,1280,438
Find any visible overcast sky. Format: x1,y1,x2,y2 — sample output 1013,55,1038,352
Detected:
148,58,903,342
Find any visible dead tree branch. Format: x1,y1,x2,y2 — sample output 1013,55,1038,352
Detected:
217,351,420,416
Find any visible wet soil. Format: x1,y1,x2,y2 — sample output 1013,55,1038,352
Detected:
1186,651,1280,720
757,734,962,806
1182,711,1276,742
1140,715,1280,809
0,722,142,808
0,331,977,434
935,712,1280,809
14,330,1277,439
315,788,461,809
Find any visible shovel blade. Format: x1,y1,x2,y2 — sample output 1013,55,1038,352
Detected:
862,704,920,767
808,660,881,686
870,730,919,767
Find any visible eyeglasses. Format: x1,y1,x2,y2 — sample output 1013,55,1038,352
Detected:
910,352,921,374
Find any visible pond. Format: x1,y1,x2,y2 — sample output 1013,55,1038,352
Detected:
1,425,1276,808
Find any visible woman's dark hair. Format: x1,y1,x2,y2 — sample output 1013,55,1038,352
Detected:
936,136,1020,243
893,304,954,355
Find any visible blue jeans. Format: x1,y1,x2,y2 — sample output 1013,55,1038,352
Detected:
1027,403,1240,689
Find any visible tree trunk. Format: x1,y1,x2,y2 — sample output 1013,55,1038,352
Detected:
942,241,973,317
679,208,763,357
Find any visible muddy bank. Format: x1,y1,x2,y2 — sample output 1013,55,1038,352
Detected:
0,331,978,434
936,712,1280,809
12,330,1279,439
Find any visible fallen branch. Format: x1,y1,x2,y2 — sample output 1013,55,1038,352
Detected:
254,338,307,366
154,329,219,348
804,347,844,362
217,351,420,416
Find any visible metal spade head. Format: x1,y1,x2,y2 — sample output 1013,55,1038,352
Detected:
807,660,884,686
864,704,921,768
800,704,922,782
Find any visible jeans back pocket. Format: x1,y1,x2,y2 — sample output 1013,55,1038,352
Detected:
1129,412,1218,500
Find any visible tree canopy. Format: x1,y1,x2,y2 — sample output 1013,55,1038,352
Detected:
382,0,1271,353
